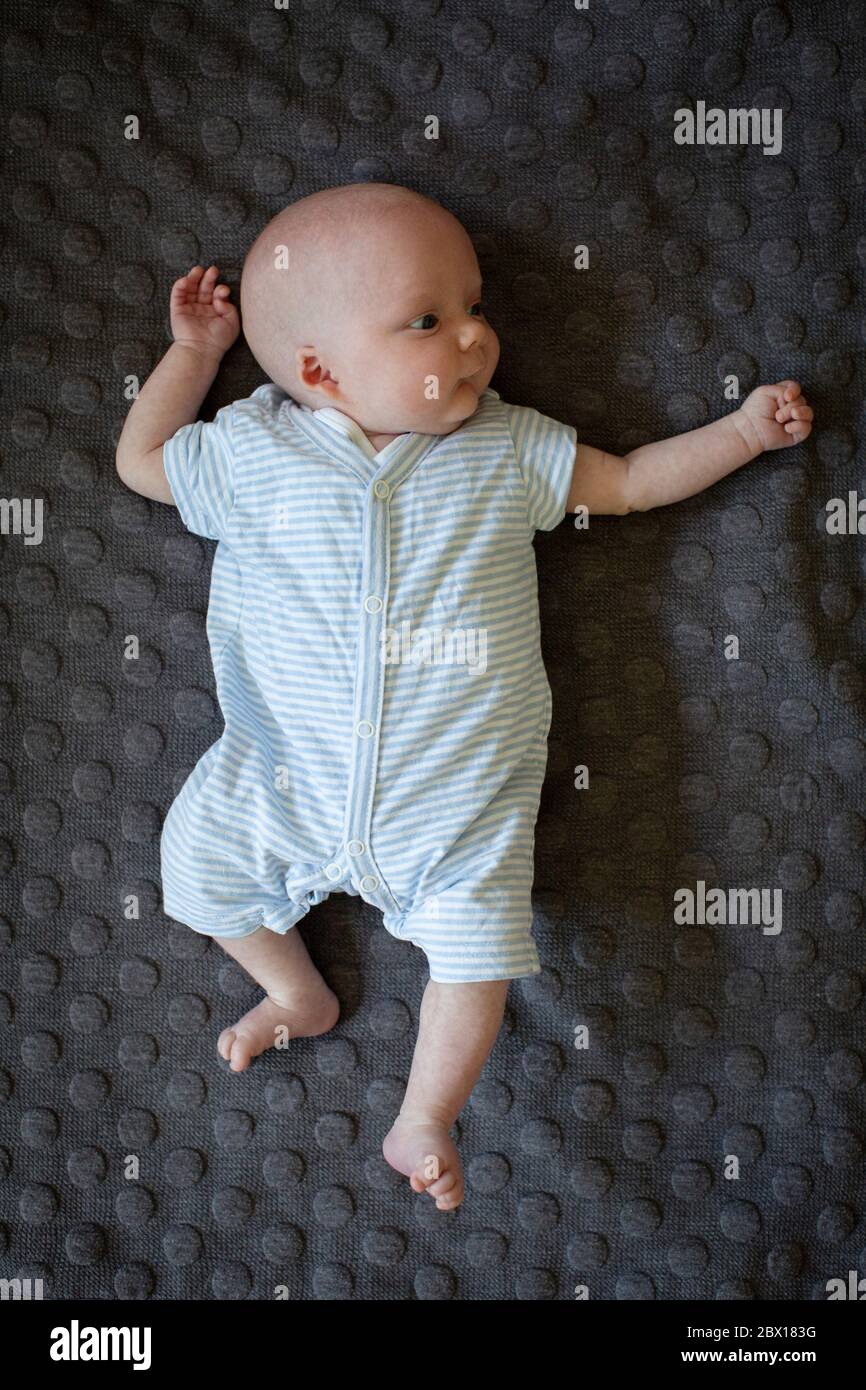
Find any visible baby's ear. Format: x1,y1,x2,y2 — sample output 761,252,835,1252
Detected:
296,349,339,393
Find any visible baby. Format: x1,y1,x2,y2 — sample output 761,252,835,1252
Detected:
116,182,814,1211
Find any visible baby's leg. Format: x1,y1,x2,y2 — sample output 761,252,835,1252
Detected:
214,925,340,1072
382,978,509,1210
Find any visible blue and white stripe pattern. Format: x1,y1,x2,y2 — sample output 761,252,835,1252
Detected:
160,384,576,981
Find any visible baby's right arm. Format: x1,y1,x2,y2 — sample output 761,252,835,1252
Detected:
115,265,239,504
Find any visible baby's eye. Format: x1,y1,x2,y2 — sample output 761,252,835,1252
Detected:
468,302,483,317
408,312,439,330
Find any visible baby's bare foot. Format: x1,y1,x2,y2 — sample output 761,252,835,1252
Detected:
218,984,339,1072
382,1112,464,1210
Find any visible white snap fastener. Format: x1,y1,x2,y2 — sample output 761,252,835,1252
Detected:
363,595,383,613
373,480,390,500
356,720,375,738
360,875,379,892
325,862,342,880
347,840,365,856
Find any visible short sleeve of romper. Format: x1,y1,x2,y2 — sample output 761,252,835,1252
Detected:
500,399,578,532
162,401,236,541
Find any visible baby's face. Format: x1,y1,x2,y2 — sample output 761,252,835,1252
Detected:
295,203,500,437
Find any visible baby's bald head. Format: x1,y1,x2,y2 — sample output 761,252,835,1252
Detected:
240,182,450,396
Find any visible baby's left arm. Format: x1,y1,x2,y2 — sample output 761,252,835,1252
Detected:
566,380,814,517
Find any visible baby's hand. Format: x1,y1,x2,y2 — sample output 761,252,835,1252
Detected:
170,264,240,359
737,380,814,452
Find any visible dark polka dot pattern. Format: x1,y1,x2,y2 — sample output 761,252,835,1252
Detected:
1,0,864,1301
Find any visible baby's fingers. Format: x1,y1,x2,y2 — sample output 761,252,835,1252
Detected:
212,284,234,313
170,266,205,302
197,265,220,302
785,413,813,440
775,379,801,406
775,399,812,423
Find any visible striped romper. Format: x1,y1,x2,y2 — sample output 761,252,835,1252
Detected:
159,384,576,982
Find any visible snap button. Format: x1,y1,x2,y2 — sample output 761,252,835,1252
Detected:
347,839,365,856
363,595,383,613
325,862,342,880
373,480,390,500
360,875,379,892
356,720,375,738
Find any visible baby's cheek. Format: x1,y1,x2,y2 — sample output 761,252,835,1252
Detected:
395,366,439,410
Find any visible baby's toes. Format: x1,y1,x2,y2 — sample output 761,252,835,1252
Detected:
426,1167,457,1197
219,1028,253,1071
430,1172,464,1210
230,1037,255,1071
435,1191,462,1211
408,1159,455,1198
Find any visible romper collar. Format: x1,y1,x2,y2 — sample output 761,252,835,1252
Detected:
286,389,500,482
301,405,385,462
289,399,414,472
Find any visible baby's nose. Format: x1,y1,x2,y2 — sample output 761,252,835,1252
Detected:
459,319,486,348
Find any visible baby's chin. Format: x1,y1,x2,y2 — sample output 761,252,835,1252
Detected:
373,381,486,438
450,374,485,403
453,375,486,408
423,383,483,434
